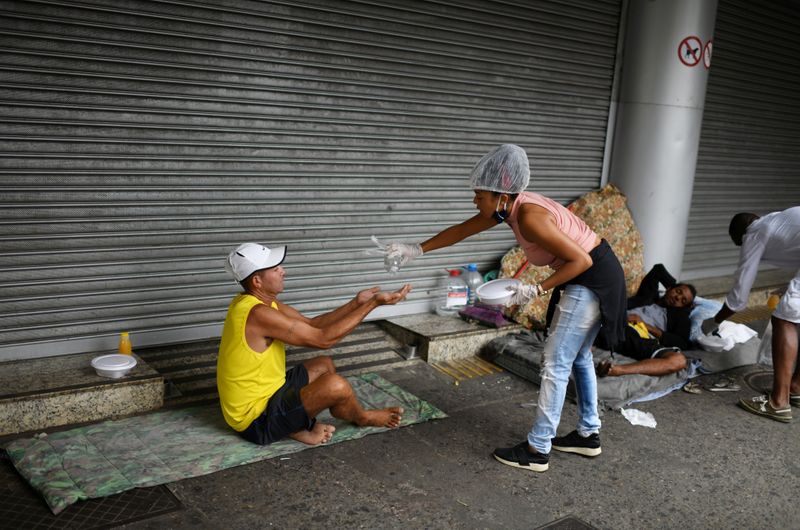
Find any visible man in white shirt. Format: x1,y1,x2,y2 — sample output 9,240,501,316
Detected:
703,207,800,422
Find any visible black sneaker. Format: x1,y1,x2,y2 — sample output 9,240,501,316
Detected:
551,430,602,457
493,441,549,472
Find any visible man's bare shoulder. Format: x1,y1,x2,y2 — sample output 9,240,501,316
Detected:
248,299,282,322
273,299,309,322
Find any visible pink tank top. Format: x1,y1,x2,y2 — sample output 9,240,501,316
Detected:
506,192,597,269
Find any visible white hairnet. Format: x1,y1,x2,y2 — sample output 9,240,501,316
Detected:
468,144,530,194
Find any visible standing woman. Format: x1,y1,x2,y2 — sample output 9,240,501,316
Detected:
384,144,626,472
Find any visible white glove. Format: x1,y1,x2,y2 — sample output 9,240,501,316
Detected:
367,236,423,273
386,242,422,264
505,283,547,307
701,317,720,336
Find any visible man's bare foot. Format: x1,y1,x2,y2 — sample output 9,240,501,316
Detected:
289,422,336,445
357,407,404,428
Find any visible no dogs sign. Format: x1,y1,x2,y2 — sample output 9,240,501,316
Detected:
678,36,712,69
678,36,703,67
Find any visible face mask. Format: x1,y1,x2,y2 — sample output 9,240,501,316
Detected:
493,195,509,223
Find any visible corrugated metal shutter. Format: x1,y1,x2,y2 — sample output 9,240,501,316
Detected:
683,0,800,279
0,0,622,359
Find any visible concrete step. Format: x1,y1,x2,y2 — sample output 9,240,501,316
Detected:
0,352,163,437
379,312,523,363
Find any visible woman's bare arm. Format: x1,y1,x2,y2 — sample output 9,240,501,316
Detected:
420,214,497,254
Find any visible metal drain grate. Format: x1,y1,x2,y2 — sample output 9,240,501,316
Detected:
0,454,182,529
743,370,774,394
432,356,503,382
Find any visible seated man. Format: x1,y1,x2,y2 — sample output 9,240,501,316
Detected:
217,242,412,446
595,264,697,377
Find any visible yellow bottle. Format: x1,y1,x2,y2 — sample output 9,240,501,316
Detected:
767,294,780,311
118,331,133,355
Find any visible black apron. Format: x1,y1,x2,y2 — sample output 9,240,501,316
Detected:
545,239,627,350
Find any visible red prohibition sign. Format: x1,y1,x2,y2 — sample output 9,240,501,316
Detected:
678,36,703,67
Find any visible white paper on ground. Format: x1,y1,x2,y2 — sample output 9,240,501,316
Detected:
698,320,759,352
696,333,735,352
717,320,758,343
620,407,657,428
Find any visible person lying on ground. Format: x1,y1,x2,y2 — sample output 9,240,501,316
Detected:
595,263,697,378
217,242,411,446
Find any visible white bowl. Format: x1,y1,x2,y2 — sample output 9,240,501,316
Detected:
91,354,137,379
476,278,521,305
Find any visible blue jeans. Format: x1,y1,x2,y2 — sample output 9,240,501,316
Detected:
528,284,602,454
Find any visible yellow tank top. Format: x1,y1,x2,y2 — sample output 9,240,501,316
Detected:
217,293,286,431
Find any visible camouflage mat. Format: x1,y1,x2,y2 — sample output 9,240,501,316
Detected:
5,373,447,515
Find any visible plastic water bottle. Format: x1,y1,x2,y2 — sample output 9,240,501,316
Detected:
385,254,402,274
118,331,132,355
436,269,468,316
464,263,484,305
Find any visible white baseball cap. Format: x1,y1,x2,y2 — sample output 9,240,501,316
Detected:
225,242,287,282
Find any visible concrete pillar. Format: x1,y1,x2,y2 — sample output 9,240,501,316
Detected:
609,0,717,278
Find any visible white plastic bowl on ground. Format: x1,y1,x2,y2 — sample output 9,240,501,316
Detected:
475,278,521,306
91,354,137,379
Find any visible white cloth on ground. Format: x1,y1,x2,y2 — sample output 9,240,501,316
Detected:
696,321,758,352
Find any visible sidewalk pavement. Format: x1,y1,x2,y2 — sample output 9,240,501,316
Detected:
124,357,799,529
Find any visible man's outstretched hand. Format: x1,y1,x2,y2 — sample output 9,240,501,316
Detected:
356,287,381,305
375,284,412,305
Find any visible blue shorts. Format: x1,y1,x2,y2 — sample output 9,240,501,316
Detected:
239,365,315,445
